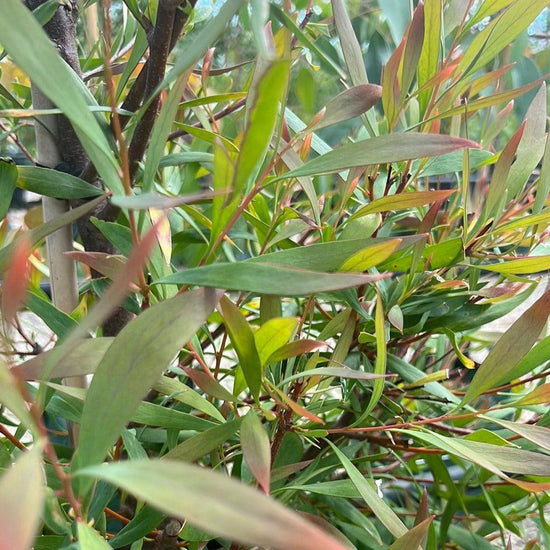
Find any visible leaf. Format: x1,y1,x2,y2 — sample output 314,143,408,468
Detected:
153,376,225,422
400,2,425,99
16,166,104,199
0,157,17,219
254,317,298,366
310,84,382,131
0,0,122,194
463,286,550,405
417,0,441,115
280,366,393,385
326,440,407,539
159,262,387,296
0,445,44,550
338,238,401,272
164,419,241,462
241,411,271,494
484,417,550,453
474,255,550,275
64,251,127,282
26,292,78,340
219,295,262,400
76,459,350,550
349,189,456,220
1,235,30,324
183,367,238,402
275,134,478,179
72,288,222,484
331,0,368,86
12,338,114,381
387,517,433,550
111,190,222,210
505,83,547,199
266,339,326,364
76,522,111,549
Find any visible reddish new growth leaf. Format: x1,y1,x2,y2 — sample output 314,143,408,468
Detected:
2,235,31,324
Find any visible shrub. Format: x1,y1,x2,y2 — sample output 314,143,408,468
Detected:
0,1,549,548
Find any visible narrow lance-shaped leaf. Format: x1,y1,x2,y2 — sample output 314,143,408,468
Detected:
254,317,298,366
387,517,434,550
310,84,382,132
76,522,112,549
273,134,479,180
0,157,17,219
417,0,441,116
241,411,271,494
16,166,104,199
219,295,263,400
159,262,388,296
72,288,222,485
0,445,44,550
400,2,425,100
76,459,350,550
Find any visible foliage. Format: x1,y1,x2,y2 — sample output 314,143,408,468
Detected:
0,1,550,548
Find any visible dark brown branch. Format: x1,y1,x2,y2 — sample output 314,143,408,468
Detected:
127,0,195,183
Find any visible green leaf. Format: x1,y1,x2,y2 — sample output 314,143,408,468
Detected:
275,134,478,179
474,255,550,275
159,262,387,296
16,166,103,199
338,238,401,272
0,0,123,194
76,459,350,550
326,440,407,539
254,317,298,366
76,522,111,549
484,417,550,453
73,288,222,482
463,287,550,404
153,376,225,422
164,419,241,462
26,292,78,341
0,157,17,219
111,189,221,210
219,295,262,400
241,411,271,493
417,0,441,115
349,189,456,220
0,445,44,550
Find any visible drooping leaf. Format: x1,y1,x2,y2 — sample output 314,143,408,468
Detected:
274,134,478,180
240,411,271,494
72,288,222,483
183,367,238,402
26,292,78,340
0,445,44,550
111,190,223,210
76,459,350,550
